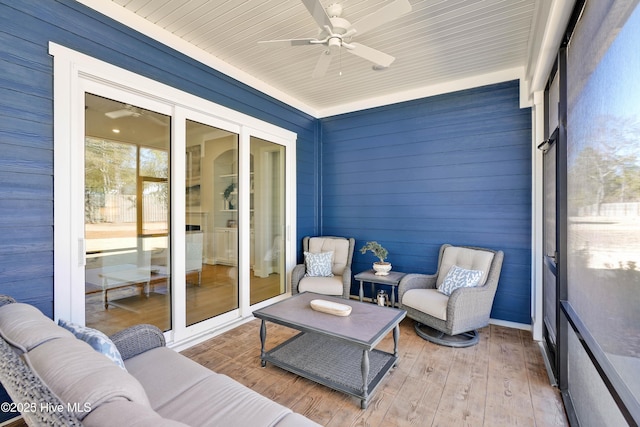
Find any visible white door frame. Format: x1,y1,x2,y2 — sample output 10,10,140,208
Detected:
51,43,297,348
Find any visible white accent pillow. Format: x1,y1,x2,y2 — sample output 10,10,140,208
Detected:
58,319,127,370
304,251,334,277
437,265,483,296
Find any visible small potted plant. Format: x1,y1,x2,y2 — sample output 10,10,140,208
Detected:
360,241,392,276
223,182,236,210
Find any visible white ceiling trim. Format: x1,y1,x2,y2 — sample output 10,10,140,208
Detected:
76,0,320,117
527,0,577,96
77,0,536,118
76,0,548,120
318,66,526,118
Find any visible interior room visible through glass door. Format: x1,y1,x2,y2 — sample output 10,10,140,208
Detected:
250,136,286,304
186,120,239,326
84,93,171,335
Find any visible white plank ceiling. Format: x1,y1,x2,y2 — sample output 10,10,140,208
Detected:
95,0,548,116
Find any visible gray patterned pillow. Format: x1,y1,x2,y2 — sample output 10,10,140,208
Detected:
58,319,127,370
304,251,334,277
437,265,483,296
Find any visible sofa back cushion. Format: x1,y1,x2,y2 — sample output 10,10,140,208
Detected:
24,337,151,420
436,246,494,288
0,303,74,353
308,237,350,276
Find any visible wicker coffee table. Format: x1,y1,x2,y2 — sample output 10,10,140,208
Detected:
252,292,406,409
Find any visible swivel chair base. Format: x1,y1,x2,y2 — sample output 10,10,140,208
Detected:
414,322,479,348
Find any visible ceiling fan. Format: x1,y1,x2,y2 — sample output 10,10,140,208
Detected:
104,104,168,126
259,0,412,78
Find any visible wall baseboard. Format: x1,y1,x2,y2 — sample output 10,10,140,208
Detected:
489,318,531,331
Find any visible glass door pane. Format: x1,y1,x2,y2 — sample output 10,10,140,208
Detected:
186,120,239,326
250,136,286,304
84,93,171,335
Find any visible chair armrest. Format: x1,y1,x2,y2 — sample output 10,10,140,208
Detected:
446,286,495,333
291,263,306,294
0,337,81,426
340,265,352,299
110,324,166,360
398,273,437,307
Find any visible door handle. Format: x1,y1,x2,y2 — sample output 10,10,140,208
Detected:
546,252,557,264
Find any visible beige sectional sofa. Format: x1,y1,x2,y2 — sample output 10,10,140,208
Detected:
0,296,319,426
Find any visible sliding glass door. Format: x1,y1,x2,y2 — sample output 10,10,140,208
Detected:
185,120,240,326
82,98,281,335
84,93,171,334
250,136,286,304
83,96,290,336
54,45,297,344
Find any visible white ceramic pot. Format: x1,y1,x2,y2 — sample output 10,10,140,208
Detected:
373,262,392,276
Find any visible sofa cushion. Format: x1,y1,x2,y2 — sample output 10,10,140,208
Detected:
0,303,74,353
83,401,188,427
155,373,292,427
24,337,151,420
58,319,126,370
124,346,216,410
403,288,449,321
298,275,344,296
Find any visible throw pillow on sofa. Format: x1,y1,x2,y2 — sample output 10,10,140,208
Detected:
58,319,126,370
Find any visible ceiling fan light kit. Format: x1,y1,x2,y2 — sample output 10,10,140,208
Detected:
104,104,168,127
259,0,412,77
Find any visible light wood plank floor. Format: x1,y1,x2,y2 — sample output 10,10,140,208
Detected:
181,318,568,427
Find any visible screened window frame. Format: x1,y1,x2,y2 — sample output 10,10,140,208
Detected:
549,1,640,424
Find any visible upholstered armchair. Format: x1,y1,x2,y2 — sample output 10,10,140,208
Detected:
398,244,504,347
291,236,355,299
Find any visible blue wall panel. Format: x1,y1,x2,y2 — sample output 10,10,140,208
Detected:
320,81,532,325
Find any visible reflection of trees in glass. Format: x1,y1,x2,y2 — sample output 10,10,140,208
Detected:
85,137,136,223
140,147,168,179
568,115,640,214
140,147,169,209
85,139,169,224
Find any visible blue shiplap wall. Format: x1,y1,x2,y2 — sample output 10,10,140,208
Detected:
320,81,532,324
0,0,319,316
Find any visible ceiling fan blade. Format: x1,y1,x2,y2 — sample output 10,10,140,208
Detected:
105,109,133,119
312,50,333,78
142,112,169,127
301,0,333,30
351,0,412,36
347,43,395,67
259,38,316,47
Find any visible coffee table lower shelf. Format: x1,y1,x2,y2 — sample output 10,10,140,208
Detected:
261,332,397,409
